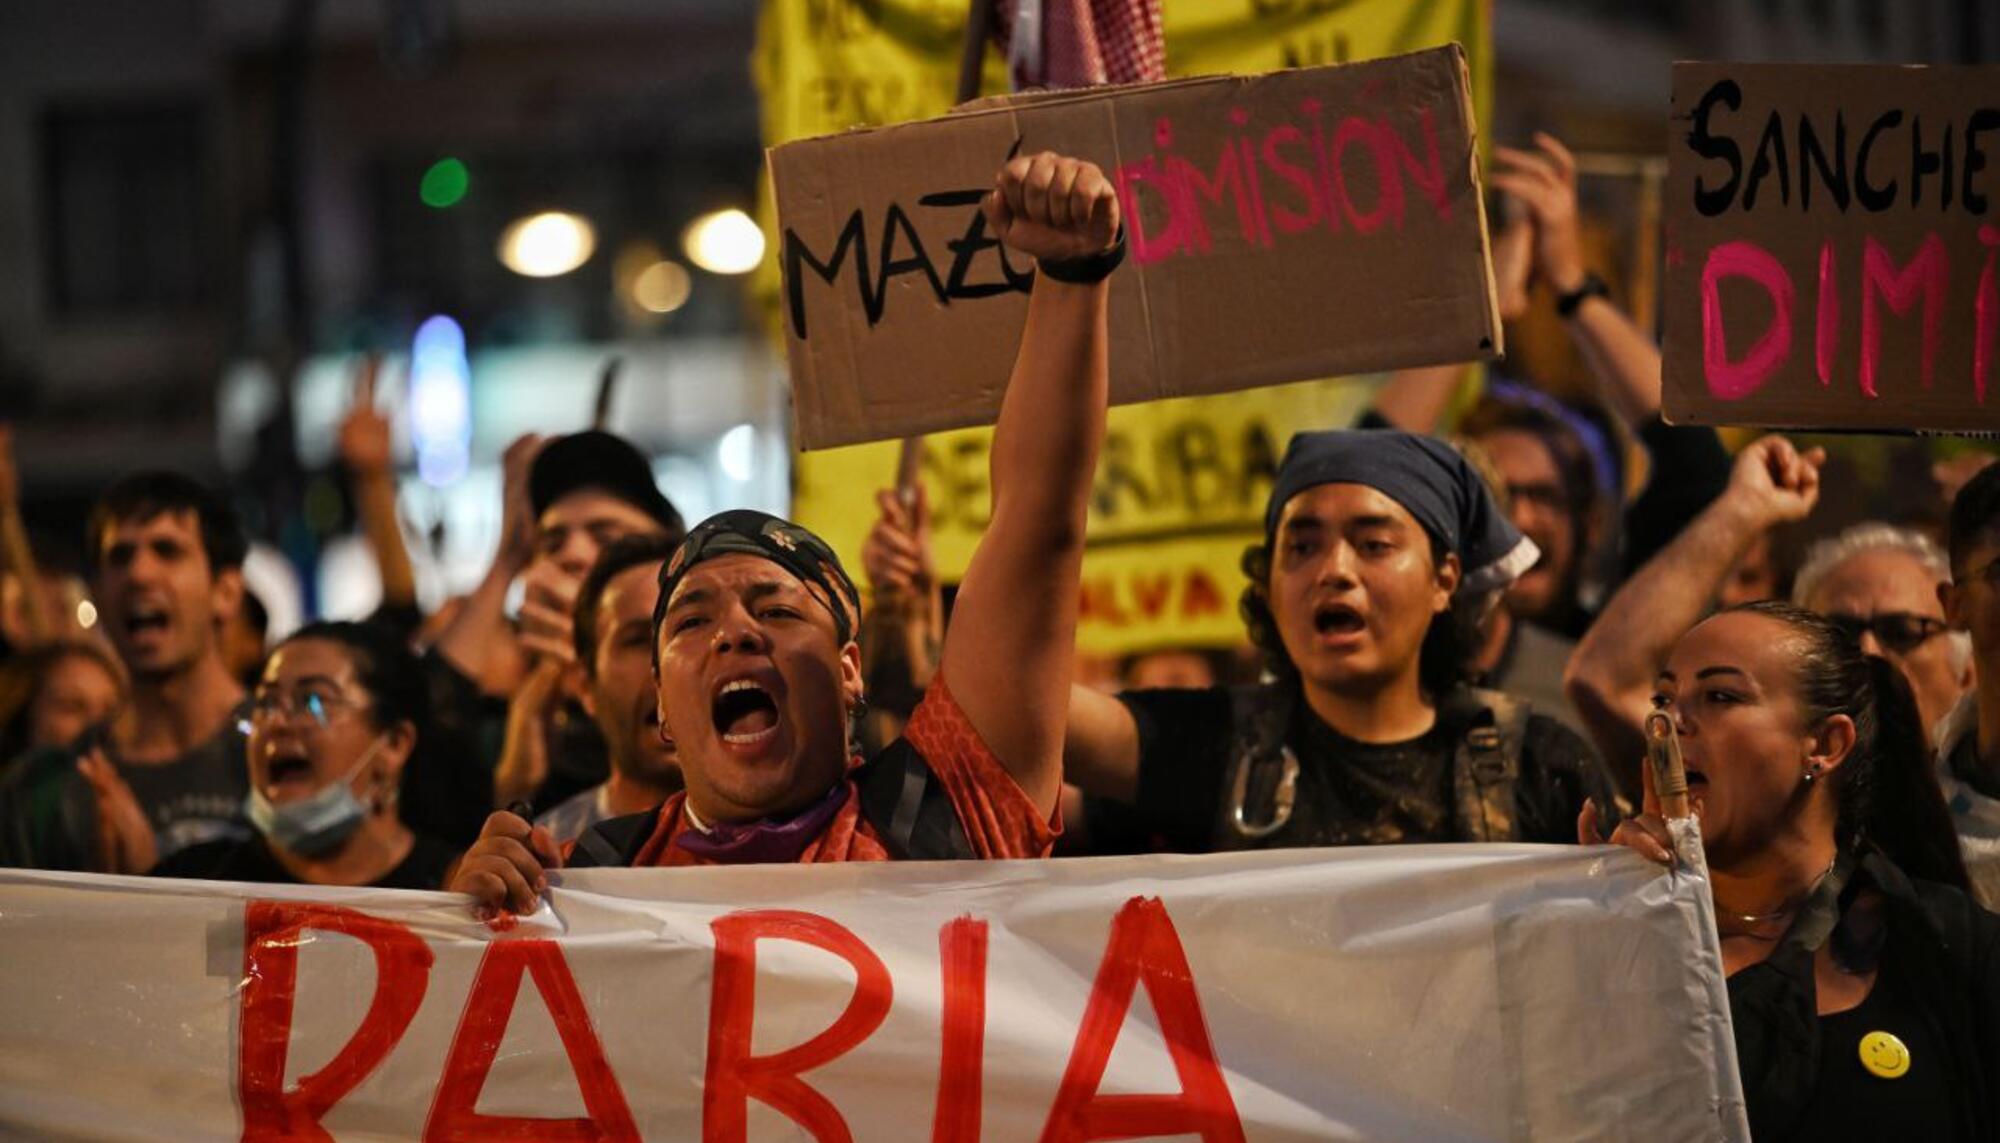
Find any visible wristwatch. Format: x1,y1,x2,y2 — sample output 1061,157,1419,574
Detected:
1555,271,1609,318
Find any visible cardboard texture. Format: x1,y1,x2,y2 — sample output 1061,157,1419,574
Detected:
771,44,1500,449
1665,62,2000,434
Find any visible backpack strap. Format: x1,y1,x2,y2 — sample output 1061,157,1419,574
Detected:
566,807,665,869
1215,681,1299,849
854,738,975,861
1446,686,1531,842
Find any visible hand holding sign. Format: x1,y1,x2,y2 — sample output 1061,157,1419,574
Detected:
982,151,1121,266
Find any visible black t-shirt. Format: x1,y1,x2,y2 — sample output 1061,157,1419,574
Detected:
152,831,458,891
1112,684,1611,852
1621,417,1732,580
1786,952,1958,1140
420,650,606,832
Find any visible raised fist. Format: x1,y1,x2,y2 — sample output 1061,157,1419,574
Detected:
982,151,1121,266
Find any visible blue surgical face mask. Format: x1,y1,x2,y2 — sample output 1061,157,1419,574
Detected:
244,737,385,857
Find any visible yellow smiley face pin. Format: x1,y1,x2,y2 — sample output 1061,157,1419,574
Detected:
1858,1031,1910,1079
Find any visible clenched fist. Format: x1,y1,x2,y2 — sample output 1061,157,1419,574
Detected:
449,810,563,916
983,151,1121,267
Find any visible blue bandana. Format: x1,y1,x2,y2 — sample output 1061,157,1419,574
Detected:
1265,429,1538,597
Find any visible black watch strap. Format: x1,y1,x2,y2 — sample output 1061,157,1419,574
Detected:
1555,271,1609,318
1037,227,1127,285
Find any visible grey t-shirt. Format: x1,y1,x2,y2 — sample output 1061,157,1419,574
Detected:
0,708,251,871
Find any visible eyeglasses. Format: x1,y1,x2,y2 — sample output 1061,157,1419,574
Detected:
1825,612,1948,656
247,687,364,729
1505,481,1572,517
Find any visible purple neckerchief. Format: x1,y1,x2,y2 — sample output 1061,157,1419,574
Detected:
671,780,851,864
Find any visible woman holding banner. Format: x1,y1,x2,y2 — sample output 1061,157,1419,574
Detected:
152,622,457,889
1593,601,2000,1141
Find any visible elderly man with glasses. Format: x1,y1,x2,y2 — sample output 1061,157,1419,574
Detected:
1791,522,1975,747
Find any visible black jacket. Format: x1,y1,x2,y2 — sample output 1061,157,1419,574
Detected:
1728,849,2000,1141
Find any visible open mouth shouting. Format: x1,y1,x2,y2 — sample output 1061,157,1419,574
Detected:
1682,760,1709,818
711,674,783,754
1312,601,1367,644
261,746,318,800
123,602,171,645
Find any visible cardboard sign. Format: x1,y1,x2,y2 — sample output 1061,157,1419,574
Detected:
0,842,1748,1140
1664,62,2000,433
771,45,1501,449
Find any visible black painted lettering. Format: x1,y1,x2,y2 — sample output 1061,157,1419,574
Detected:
1798,111,1849,212
783,212,869,340
1856,109,1904,212
1689,80,1744,216
1967,110,2000,215
1744,110,1791,211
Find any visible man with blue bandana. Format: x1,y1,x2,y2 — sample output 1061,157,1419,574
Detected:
1065,429,1616,852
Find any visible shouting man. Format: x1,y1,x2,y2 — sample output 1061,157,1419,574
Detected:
454,149,1122,904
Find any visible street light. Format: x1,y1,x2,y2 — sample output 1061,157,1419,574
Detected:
682,209,765,275
498,211,597,278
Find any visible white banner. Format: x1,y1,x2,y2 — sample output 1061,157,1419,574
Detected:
0,843,1747,1141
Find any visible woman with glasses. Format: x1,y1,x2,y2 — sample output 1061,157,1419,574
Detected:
1590,601,2000,1141
152,621,457,889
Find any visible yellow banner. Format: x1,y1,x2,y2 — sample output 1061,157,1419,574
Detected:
766,0,1490,654
794,379,1374,655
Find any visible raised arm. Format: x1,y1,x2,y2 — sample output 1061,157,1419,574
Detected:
940,151,1119,818
338,360,419,614
434,433,541,694
1490,133,1663,426
0,426,53,647
1566,436,1823,774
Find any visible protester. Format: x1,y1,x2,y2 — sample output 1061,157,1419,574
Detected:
427,428,686,834
1590,601,1996,1141
1937,463,2000,907
153,621,457,888
0,473,252,871
1792,523,1973,744
450,149,1121,907
1566,436,1826,788
528,534,683,844
1062,428,1614,852
1120,647,1226,691
1487,132,1736,582
0,640,125,765
856,484,944,748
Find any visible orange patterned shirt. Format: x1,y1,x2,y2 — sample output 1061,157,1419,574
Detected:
625,672,1058,865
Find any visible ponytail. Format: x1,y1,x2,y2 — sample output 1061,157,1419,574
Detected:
1851,655,1970,891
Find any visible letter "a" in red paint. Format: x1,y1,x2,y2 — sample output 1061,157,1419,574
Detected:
1039,897,1245,1143
239,902,434,1142
424,939,638,1143
705,910,893,1143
